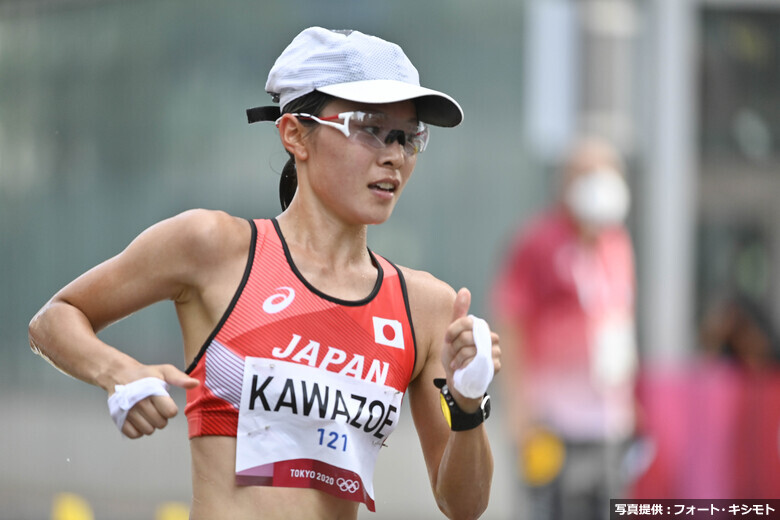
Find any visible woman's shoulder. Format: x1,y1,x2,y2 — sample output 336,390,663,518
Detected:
396,265,456,327
397,265,454,298
146,209,252,263
167,207,247,232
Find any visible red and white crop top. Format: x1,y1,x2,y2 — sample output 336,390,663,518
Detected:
184,219,417,511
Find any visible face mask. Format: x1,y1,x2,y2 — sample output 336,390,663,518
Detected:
565,169,630,228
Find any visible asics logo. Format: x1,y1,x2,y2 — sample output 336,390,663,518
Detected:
263,287,295,314
337,478,361,494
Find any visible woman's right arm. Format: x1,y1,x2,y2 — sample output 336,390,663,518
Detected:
28,209,246,437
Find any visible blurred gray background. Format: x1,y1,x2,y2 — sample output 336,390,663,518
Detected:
2,0,780,518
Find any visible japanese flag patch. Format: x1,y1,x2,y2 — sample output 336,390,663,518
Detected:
372,317,404,350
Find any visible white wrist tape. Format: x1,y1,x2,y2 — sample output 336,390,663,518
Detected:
453,315,495,399
107,377,170,433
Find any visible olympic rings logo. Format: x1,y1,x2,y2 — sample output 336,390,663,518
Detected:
336,478,360,494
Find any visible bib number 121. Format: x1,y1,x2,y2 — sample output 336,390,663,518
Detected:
318,428,347,452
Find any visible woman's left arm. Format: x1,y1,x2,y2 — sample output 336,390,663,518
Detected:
404,272,501,520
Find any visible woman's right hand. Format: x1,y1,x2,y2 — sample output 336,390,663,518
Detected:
109,363,199,438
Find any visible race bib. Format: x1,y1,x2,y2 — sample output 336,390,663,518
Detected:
236,357,403,510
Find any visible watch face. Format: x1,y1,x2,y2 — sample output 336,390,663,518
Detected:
481,395,491,419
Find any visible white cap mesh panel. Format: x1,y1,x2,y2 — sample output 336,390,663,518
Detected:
264,27,462,127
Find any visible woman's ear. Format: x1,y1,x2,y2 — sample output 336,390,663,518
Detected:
278,114,310,161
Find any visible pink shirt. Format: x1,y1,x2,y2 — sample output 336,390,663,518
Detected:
492,209,637,440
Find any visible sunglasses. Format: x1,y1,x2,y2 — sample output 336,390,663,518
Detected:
278,111,429,156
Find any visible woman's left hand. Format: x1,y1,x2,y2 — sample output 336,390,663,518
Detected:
441,287,501,412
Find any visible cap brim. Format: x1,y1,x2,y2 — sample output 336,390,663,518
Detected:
317,79,463,127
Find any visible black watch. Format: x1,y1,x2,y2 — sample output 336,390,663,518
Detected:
433,378,491,432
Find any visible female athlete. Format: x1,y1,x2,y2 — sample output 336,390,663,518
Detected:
29,27,500,520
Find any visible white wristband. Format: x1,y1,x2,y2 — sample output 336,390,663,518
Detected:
107,377,170,434
452,315,495,399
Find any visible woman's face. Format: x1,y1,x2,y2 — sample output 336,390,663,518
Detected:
296,98,419,226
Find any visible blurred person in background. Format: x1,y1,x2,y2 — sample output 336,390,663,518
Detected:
629,292,780,500
491,137,638,520
699,292,780,371
28,27,500,520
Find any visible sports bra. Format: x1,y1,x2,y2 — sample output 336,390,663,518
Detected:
184,218,417,511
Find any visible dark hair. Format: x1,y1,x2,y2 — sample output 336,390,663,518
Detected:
278,91,335,210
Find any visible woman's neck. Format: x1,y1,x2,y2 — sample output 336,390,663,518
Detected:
276,208,370,266
274,207,378,302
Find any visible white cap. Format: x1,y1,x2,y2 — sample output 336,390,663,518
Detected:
264,27,463,127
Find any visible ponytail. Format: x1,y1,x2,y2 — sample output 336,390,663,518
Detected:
279,154,297,210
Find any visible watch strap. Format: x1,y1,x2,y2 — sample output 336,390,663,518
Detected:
434,378,490,432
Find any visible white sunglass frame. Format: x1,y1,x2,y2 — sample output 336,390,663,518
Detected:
276,111,429,155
